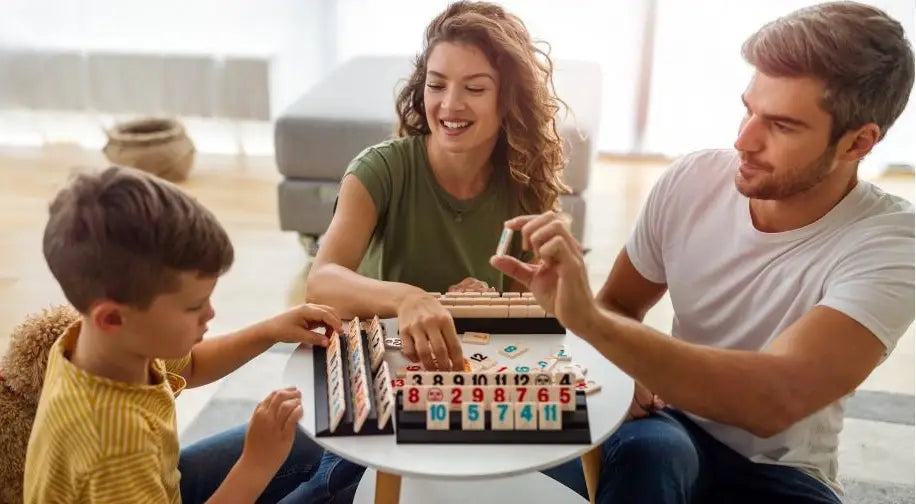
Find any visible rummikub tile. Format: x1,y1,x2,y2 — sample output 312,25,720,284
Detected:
426,402,450,430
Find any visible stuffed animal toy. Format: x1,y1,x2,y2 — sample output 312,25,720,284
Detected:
0,305,78,504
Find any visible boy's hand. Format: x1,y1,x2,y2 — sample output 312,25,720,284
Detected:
240,387,303,480
261,304,343,348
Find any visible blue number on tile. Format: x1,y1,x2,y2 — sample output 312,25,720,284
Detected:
431,403,447,421
520,404,533,422
497,403,509,421
544,404,557,422
468,404,479,422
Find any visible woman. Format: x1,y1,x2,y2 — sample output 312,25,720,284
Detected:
308,0,568,373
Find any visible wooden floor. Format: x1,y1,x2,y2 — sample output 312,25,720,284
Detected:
0,144,912,396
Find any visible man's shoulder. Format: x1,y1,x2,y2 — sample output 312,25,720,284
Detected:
832,181,914,257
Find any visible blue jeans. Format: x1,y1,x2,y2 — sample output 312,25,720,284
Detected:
179,424,366,504
543,408,840,504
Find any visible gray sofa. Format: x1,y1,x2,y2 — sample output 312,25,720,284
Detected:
275,55,602,248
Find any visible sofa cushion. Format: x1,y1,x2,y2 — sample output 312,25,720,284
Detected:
275,55,601,193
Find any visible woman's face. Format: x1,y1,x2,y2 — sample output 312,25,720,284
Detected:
423,41,501,156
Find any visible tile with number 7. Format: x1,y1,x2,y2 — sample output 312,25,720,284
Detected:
491,402,515,430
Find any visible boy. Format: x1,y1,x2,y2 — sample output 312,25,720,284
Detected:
25,166,341,503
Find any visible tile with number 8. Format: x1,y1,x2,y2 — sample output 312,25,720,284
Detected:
499,344,528,359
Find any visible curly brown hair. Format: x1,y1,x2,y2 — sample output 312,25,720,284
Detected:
395,1,569,213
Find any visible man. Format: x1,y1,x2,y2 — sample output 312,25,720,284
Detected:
492,2,915,503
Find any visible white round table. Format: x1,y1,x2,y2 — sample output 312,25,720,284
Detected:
283,327,633,502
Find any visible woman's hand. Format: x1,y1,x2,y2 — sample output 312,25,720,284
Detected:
397,293,465,371
447,277,496,293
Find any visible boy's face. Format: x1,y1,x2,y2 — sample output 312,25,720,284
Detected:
733,71,839,200
119,272,218,360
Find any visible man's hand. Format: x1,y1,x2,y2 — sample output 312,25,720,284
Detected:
397,293,465,371
239,388,303,480
489,212,599,334
628,381,666,420
258,304,343,348
448,277,496,293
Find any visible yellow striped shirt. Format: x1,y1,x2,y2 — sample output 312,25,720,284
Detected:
24,321,191,503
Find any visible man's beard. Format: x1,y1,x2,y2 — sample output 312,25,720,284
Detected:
736,146,837,200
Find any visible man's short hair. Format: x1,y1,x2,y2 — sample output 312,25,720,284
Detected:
43,166,234,313
743,1,915,142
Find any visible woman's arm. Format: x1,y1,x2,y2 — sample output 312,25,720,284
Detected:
307,175,464,371
307,175,424,317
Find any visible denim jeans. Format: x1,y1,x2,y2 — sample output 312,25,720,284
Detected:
179,424,366,504
543,408,841,504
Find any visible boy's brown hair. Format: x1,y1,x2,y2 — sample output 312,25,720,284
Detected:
43,166,234,313
742,1,915,143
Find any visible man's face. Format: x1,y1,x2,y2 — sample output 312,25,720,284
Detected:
733,72,839,200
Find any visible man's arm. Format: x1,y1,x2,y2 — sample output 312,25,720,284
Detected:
596,248,667,321
578,303,884,437
494,212,894,438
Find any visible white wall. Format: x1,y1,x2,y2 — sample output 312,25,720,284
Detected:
644,0,915,174
0,0,912,166
333,0,646,153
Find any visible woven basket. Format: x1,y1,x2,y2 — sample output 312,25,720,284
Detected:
103,118,195,182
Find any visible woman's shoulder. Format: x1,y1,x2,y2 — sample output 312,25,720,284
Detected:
347,135,425,175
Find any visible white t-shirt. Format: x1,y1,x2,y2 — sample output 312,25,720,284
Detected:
626,149,914,494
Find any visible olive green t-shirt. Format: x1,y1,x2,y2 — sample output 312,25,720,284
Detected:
343,135,527,292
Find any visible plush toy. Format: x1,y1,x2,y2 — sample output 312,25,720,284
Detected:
0,305,78,504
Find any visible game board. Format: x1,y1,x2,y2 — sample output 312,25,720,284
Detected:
312,293,601,443
393,368,592,444
312,316,395,437
430,291,565,334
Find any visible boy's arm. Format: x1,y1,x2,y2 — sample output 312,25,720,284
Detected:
179,304,342,388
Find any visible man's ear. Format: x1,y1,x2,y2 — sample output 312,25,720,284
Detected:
838,123,880,163
89,300,124,334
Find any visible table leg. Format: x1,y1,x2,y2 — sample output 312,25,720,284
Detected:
581,445,603,504
375,470,402,504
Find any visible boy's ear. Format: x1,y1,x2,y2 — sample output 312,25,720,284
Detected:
89,301,124,334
